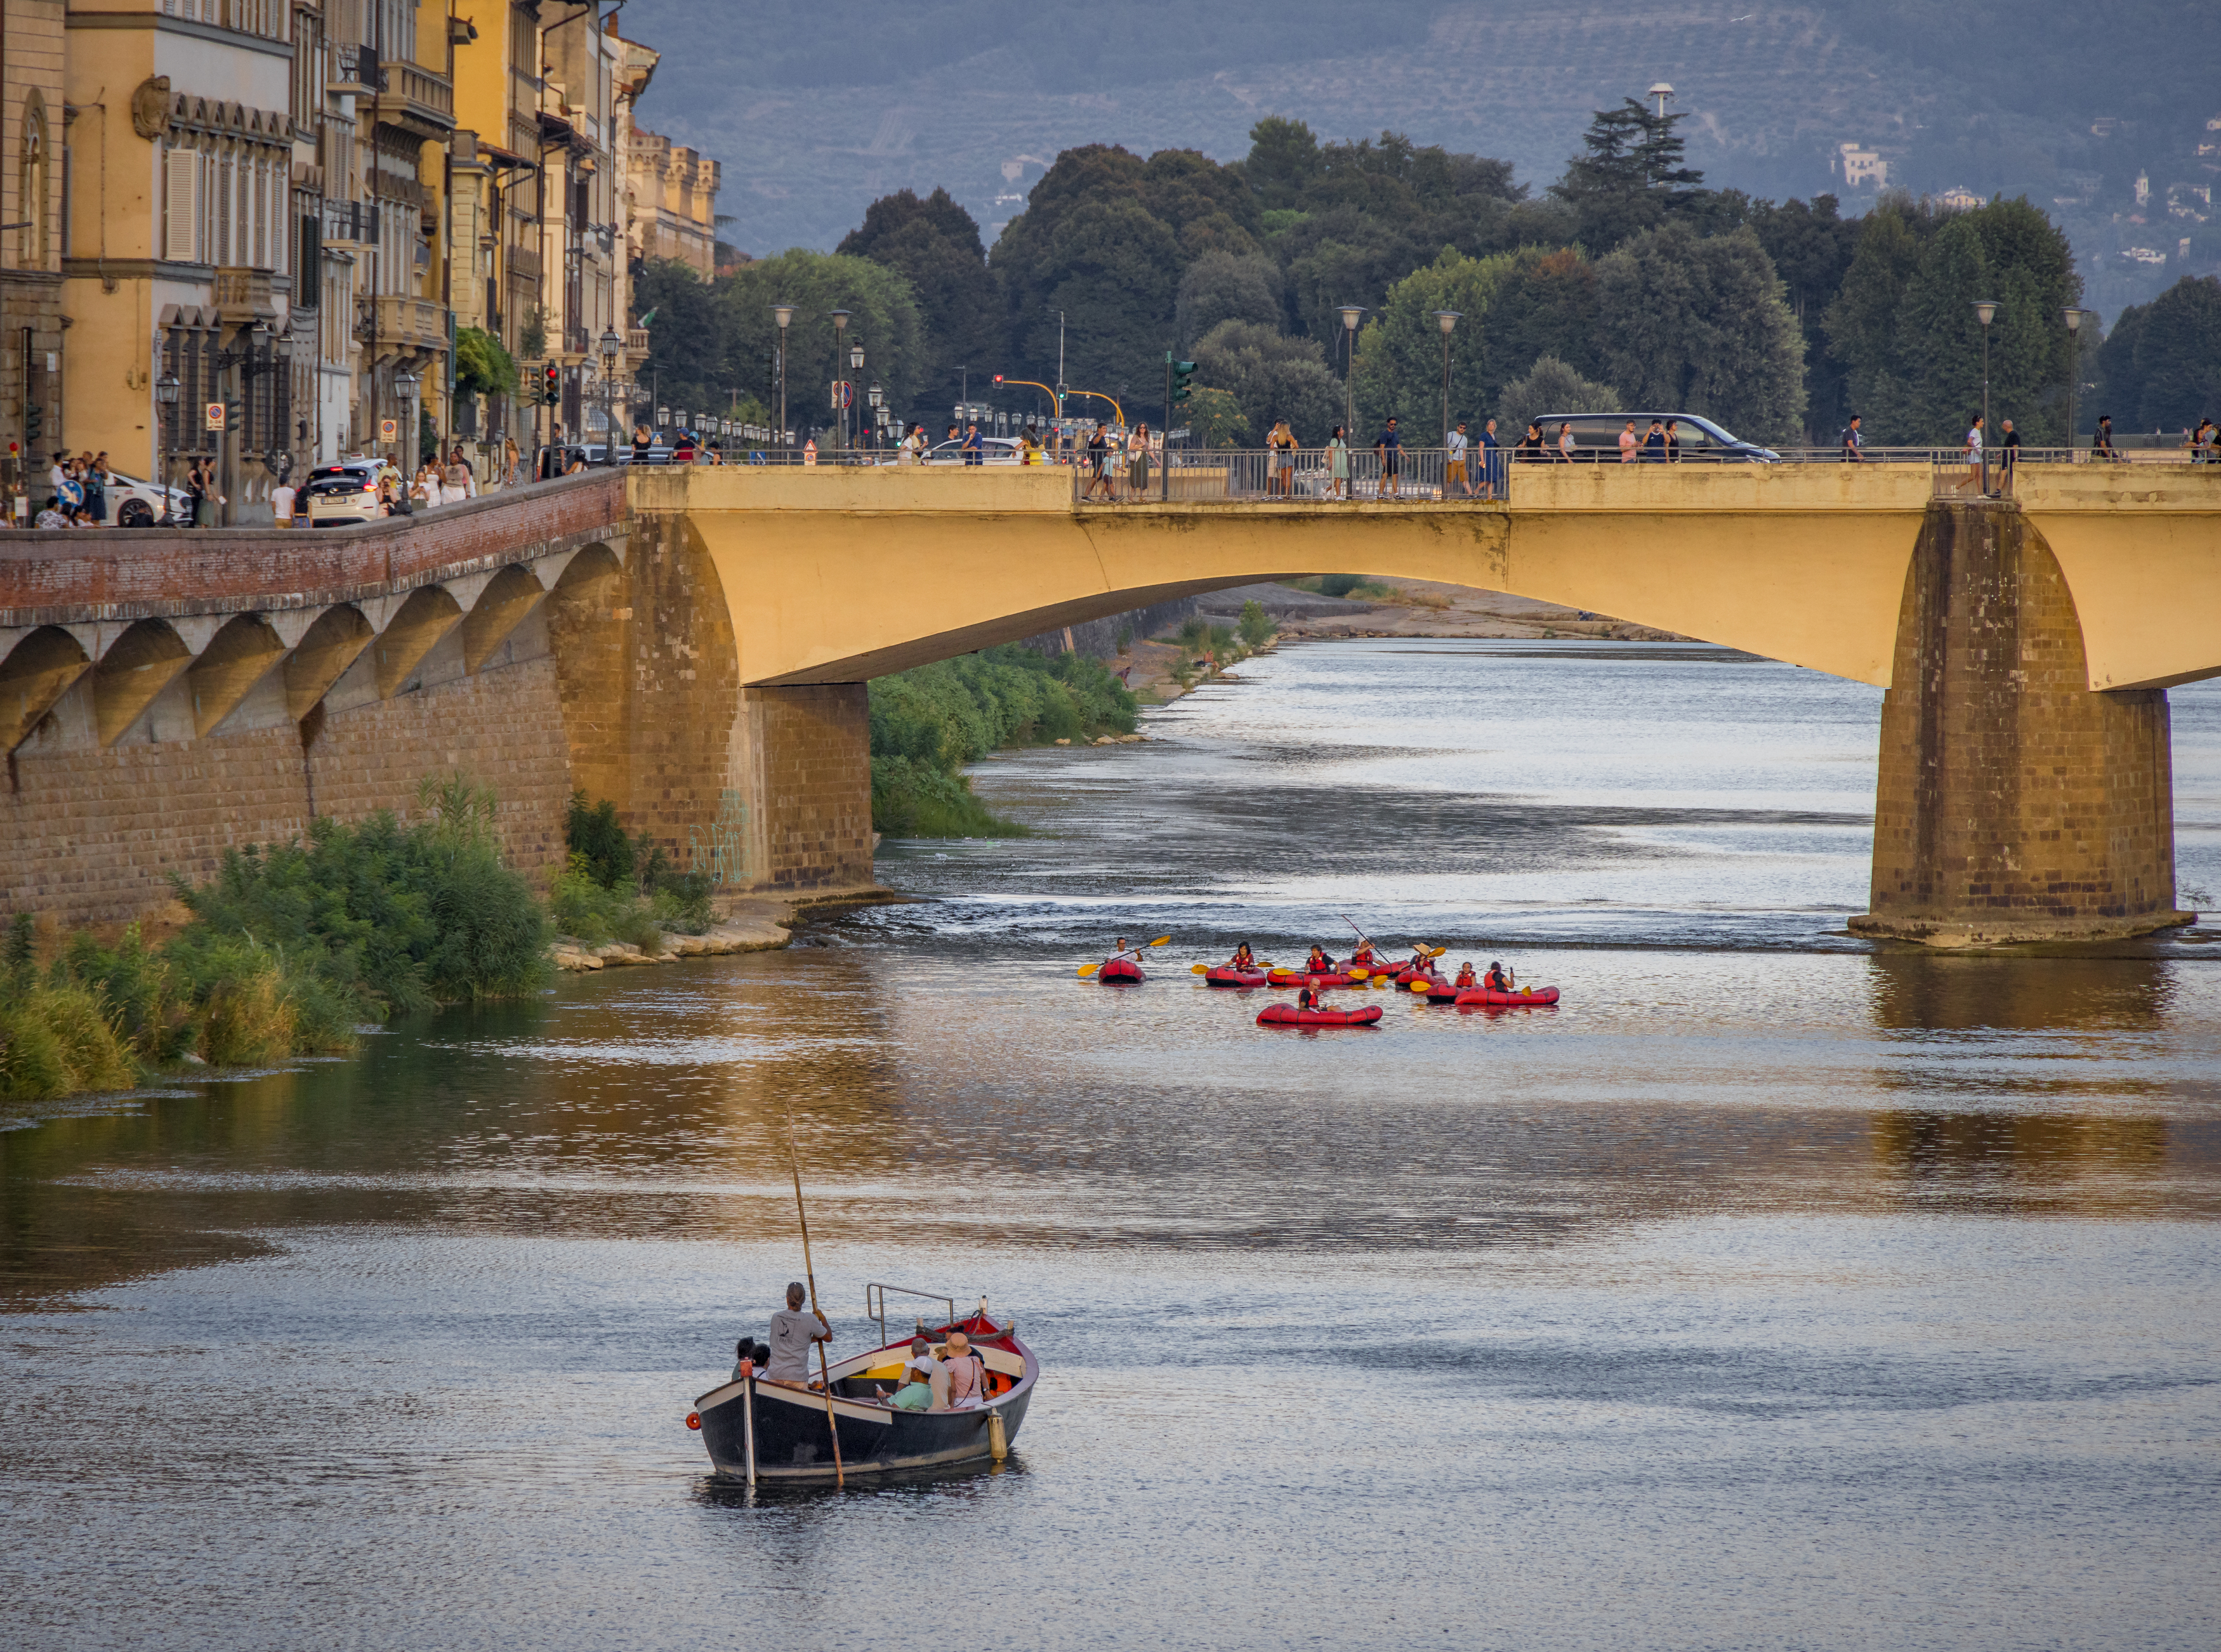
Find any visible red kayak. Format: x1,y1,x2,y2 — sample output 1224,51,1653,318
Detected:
1335,956,1389,974
1097,957,1145,984
1392,966,1447,987
1203,966,1270,988
1454,985,1560,1007
1257,1002,1383,1028
1266,968,1370,988
1414,983,1463,1004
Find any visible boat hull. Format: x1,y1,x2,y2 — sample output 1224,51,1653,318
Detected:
1454,986,1561,1007
1204,967,1270,987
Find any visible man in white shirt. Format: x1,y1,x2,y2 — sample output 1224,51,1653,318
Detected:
271,480,296,527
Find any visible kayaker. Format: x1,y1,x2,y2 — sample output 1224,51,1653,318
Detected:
1348,940,1377,967
1484,960,1515,992
1304,945,1333,975
1297,987,1318,1011
1227,943,1256,970
767,1282,833,1384
1454,962,1477,988
1113,936,1130,957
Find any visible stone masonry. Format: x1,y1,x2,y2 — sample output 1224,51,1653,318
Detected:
1853,502,2191,945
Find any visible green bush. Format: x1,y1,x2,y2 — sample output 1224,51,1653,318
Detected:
1239,600,1274,648
558,792,715,941
564,792,636,891
867,645,1137,837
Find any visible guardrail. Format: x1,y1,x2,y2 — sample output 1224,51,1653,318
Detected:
1072,447,1509,504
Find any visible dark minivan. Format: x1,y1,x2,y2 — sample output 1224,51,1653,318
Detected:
1531,413,1779,462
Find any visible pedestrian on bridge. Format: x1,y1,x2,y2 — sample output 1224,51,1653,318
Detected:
1840,415,1863,461
1963,414,1985,495
1375,417,1402,498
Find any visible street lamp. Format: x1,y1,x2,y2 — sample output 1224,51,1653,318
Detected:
394,367,421,473
828,310,851,449
656,403,669,429
2064,307,2086,459
598,326,622,465
1433,310,1461,452
772,302,794,455
1338,305,1366,443
1973,299,1997,492
155,370,181,524
848,339,866,452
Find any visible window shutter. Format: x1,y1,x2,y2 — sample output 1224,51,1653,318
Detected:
164,149,198,262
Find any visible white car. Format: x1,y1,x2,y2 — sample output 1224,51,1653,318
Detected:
304,462,385,527
103,470,192,527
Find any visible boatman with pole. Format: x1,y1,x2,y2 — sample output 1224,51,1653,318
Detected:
767,1282,833,1384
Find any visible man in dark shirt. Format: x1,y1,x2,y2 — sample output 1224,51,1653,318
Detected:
961,422,984,466
1083,422,1112,500
2093,414,2121,462
1374,416,1401,499
1998,417,2022,494
1478,417,1501,499
1840,414,1863,462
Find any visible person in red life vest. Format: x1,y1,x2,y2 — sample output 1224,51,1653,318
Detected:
1348,940,1377,967
1485,960,1515,992
1304,945,1333,976
1297,987,1318,1011
1454,961,1478,989
1227,942,1256,970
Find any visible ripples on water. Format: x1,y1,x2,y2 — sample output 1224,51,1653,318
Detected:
3,640,2217,1650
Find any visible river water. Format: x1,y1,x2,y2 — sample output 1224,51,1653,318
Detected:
4,639,2218,1651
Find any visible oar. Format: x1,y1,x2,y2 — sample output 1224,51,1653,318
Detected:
780,1103,845,1488
1078,935,1171,977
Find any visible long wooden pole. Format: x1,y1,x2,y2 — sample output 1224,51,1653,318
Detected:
784,1110,845,1487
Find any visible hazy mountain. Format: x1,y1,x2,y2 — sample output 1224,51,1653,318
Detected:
618,0,2219,318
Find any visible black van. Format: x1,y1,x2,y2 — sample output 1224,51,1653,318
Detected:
1530,413,1779,462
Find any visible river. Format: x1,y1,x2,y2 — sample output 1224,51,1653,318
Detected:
4,639,2218,1650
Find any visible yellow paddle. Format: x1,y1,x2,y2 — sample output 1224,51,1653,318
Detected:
1078,936,1172,977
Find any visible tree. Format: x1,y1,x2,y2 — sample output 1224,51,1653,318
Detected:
2104,277,2221,431
1191,321,1343,443
1549,98,1710,254
1183,386,1247,448
633,256,728,416
1176,251,1284,346
1242,115,1321,211
1747,195,1863,439
1593,222,1807,443
1496,355,1623,442
1824,197,1940,436
714,250,926,436
837,187,999,415
1348,246,1519,438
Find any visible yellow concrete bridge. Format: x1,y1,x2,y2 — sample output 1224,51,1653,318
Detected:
5,462,2217,945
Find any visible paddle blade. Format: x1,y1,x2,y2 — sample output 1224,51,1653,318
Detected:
1078,964,1098,977
1190,964,1208,974
1345,968,1368,980
1427,945,1446,957
1149,935,1172,947
1409,980,1430,992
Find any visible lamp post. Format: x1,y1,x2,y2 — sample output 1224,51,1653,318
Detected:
827,310,851,450
772,302,794,454
848,340,865,453
1338,306,1365,442
2064,306,2086,460
155,370,180,524
1974,298,1997,466
866,380,883,453
598,326,622,464
394,368,421,475
1433,310,1461,452
656,403,669,433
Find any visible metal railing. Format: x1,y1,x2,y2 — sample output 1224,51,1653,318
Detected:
1071,446,1511,504
866,1283,957,1345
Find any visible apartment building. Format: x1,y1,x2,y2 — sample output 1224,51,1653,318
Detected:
44,0,708,520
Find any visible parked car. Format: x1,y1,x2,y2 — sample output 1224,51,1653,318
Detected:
105,470,192,527
876,436,1025,466
1531,413,1779,462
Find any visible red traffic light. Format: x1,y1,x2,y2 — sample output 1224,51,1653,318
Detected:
992,374,1004,383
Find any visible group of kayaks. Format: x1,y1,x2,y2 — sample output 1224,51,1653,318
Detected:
1081,933,1560,1028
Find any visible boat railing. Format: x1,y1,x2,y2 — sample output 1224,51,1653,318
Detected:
866,1282,957,1346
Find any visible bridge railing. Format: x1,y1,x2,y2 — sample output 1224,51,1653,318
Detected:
1072,447,1512,505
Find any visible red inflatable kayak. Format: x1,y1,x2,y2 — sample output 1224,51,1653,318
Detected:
1266,969,1369,988
1454,985,1560,1007
1256,1002,1383,1028
1096,957,1145,983
1414,983,1463,1004
1203,966,1270,987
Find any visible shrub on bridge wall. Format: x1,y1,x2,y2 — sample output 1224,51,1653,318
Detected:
555,792,716,947
867,645,1139,837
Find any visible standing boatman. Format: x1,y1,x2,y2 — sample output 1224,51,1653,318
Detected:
766,1281,833,1386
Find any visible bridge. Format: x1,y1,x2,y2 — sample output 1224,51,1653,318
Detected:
5,463,2217,945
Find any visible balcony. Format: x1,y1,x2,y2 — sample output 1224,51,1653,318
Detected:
324,199,381,249
370,60,455,141
372,294,450,357
213,266,279,324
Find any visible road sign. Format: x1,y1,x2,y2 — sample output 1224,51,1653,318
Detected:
379,417,399,442
204,402,226,432
829,380,855,410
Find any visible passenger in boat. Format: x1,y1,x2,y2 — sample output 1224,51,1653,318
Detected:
1227,943,1256,970
732,1337,771,1379
766,1282,834,1383
1348,941,1376,967
1484,960,1515,992
889,1335,942,1410
1297,987,1317,1011
944,1330,989,1410
1304,945,1333,975
1454,962,1477,988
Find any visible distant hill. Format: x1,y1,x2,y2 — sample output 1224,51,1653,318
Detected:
617,0,2219,319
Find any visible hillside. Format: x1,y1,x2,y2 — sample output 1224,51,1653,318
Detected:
616,0,2218,318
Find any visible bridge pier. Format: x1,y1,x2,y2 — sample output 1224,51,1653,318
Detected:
1852,501,2192,947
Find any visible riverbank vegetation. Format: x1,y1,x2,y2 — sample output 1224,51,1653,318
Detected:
551,792,715,952
869,645,1138,837
0,777,550,1102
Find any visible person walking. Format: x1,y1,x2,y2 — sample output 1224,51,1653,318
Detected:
1326,425,1350,499
185,458,212,527
1963,413,1984,495
1557,421,1577,463
1083,421,1113,501
2093,414,2121,462
1447,419,1472,495
271,473,296,528
1999,417,2021,494
1375,416,1402,499
1840,414,1863,462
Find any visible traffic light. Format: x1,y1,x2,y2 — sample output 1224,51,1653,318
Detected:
543,364,561,405
23,399,41,443
1169,357,1196,404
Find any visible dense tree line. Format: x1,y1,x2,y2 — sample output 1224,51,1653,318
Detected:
635,100,2221,451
